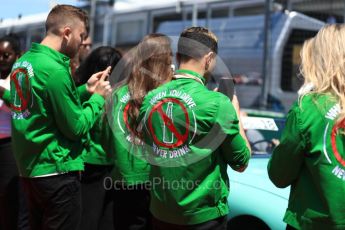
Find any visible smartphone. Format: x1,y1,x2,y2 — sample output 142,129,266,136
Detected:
218,77,235,101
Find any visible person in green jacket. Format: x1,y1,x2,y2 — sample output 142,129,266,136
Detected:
0,34,29,230
268,24,345,230
9,5,111,230
74,46,122,230
137,27,251,229
101,33,173,229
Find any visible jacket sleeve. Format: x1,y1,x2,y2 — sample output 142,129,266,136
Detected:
1,89,11,106
78,84,92,103
99,91,120,156
267,106,305,188
46,71,105,141
216,96,251,171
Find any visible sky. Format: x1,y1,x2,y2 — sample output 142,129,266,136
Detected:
0,0,80,20
0,0,182,20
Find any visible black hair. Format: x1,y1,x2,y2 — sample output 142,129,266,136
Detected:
177,26,218,62
0,34,21,55
75,46,122,86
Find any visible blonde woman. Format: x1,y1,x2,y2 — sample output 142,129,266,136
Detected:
268,24,345,230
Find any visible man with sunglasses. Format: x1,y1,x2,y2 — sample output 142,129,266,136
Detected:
71,36,93,83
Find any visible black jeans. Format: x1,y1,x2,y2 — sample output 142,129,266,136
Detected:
113,183,151,230
21,172,81,230
80,163,114,230
152,216,227,230
0,139,29,230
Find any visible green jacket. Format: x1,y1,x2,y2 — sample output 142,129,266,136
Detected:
139,73,250,225
78,90,113,166
10,43,104,177
1,89,10,105
268,94,345,229
100,85,150,184
82,115,114,166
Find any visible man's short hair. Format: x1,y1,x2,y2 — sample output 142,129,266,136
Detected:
45,4,89,36
177,26,218,62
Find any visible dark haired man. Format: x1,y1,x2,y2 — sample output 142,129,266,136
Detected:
9,4,111,230
139,27,251,229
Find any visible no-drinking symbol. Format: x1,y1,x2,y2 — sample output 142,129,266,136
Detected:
10,68,32,112
123,103,132,132
331,124,345,167
148,98,189,148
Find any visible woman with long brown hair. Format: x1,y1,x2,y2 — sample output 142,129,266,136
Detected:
101,33,173,229
127,33,173,136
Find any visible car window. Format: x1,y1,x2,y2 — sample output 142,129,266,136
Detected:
244,117,285,155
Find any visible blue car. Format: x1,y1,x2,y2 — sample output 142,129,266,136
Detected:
227,116,289,229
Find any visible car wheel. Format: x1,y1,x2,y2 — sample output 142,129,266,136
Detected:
227,215,270,230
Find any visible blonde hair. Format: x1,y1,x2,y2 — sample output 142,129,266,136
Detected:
300,24,345,124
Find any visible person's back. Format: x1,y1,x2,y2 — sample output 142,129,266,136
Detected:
288,95,345,228
269,93,345,229
138,27,251,229
140,77,249,224
102,84,150,183
10,28,96,176
268,25,345,230
102,33,173,229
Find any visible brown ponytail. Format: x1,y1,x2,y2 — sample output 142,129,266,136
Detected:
127,33,173,136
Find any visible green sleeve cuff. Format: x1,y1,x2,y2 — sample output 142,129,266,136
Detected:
89,93,105,107
2,89,11,105
78,84,92,103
